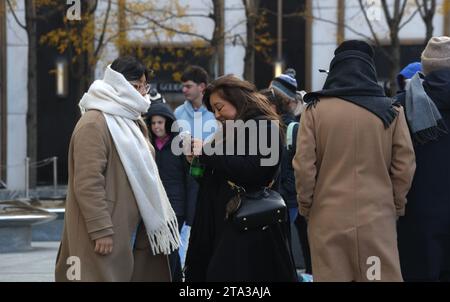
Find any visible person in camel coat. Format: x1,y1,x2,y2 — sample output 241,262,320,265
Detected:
55,56,180,282
293,41,416,282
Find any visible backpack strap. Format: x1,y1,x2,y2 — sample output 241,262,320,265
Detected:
286,122,300,151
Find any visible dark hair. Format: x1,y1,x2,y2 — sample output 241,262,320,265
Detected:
181,65,209,85
260,88,292,116
111,56,149,82
146,115,174,138
203,75,280,123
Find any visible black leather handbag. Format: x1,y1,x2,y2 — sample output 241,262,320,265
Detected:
227,181,288,232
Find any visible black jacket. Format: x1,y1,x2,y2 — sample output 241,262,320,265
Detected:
397,69,450,281
185,116,297,282
145,103,188,218
276,113,299,209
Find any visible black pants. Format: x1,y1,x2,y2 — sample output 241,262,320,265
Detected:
294,214,312,274
169,215,185,282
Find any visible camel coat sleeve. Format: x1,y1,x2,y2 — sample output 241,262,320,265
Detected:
390,107,416,216
72,122,114,240
293,107,317,218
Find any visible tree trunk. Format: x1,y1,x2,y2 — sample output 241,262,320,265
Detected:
243,0,260,83
389,33,401,96
424,16,434,45
210,0,224,79
25,0,37,187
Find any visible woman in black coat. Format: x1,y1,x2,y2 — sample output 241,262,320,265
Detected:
144,101,188,281
184,75,297,282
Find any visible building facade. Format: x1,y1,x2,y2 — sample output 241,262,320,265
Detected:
1,0,449,190
2,0,28,190
309,0,450,91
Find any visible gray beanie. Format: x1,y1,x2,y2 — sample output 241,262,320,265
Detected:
421,36,450,75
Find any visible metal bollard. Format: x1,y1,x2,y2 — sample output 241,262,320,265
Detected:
25,157,30,200
53,156,58,196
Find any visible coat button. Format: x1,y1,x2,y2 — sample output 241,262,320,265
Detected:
243,217,247,221
277,210,281,214
278,219,282,223
244,227,248,231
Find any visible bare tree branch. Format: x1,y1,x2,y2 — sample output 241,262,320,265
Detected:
122,6,212,42
123,3,245,46
415,0,437,21
430,0,437,16
380,0,393,25
314,15,376,42
415,0,436,43
415,0,427,19
399,6,420,30
398,0,409,25
357,0,383,47
94,0,112,57
260,7,375,43
6,0,26,30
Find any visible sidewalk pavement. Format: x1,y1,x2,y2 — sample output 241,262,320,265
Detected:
0,242,59,282
0,240,308,282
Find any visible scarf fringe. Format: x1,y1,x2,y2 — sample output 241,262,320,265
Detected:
305,95,399,128
147,217,181,255
406,73,448,145
413,118,449,145
305,96,320,109
383,106,400,128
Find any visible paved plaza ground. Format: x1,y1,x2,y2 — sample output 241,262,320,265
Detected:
0,242,59,282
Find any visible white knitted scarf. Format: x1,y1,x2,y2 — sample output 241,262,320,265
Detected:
79,65,180,255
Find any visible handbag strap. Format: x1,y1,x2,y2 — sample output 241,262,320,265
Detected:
268,166,281,189
228,166,281,193
227,114,281,192
227,181,247,194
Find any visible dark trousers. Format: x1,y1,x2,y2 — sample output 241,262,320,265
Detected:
169,215,185,282
294,214,312,274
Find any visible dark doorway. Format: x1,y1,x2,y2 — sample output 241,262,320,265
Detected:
36,8,85,185
374,44,424,95
255,0,307,90
128,45,213,110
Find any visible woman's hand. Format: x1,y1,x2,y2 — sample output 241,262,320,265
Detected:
185,138,203,163
94,235,113,256
192,138,203,156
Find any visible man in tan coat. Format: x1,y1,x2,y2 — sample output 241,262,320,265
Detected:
293,41,416,282
55,57,180,282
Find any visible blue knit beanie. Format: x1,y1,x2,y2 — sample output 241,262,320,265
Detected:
398,62,422,79
397,62,422,90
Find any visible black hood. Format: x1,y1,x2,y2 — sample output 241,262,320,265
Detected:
304,50,398,128
423,68,450,111
144,102,177,134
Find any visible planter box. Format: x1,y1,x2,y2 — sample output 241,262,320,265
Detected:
0,200,56,253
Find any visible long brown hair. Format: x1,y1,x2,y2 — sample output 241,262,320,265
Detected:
260,88,292,117
203,75,280,122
